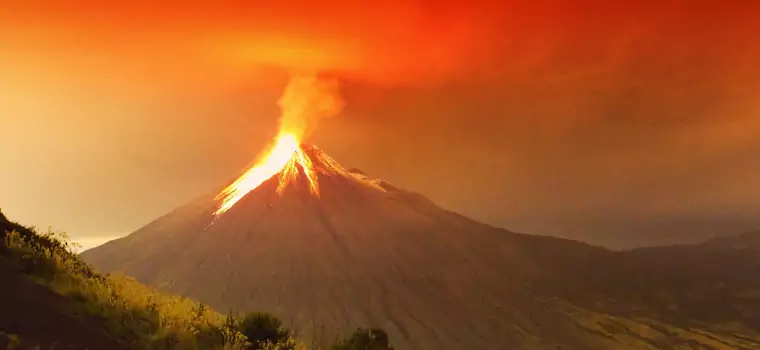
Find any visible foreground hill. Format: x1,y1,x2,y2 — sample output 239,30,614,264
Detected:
0,210,393,350
81,146,760,349
0,212,132,349
0,257,130,350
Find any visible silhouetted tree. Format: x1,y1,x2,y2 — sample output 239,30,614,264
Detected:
237,312,292,349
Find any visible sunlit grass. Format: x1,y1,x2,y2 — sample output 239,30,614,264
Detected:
0,212,392,350
3,228,282,349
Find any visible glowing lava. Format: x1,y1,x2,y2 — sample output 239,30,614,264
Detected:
213,73,343,218
213,133,318,217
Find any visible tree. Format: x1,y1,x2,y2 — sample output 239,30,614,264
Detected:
237,312,293,349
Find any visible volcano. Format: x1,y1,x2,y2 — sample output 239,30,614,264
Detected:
82,145,760,350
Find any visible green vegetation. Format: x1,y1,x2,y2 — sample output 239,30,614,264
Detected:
0,332,21,349
0,210,392,350
4,206,758,349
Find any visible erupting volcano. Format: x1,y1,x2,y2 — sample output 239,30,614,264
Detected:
214,72,342,217
80,74,760,350
80,133,622,350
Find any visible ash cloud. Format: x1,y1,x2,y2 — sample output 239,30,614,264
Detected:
6,1,759,87
205,0,760,86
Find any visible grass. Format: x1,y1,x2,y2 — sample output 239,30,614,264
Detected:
0,210,392,350
557,300,760,350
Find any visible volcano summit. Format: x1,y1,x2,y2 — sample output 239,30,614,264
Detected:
82,145,760,350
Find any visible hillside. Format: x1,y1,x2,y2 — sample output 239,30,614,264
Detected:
0,210,393,350
0,257,130,350
608,233,760,329
0,212,129,349
81,146,760,350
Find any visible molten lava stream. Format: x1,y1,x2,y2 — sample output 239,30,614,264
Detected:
213,132,319,218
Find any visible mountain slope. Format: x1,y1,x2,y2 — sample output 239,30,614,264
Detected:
81,146,760,349
607,234,760,330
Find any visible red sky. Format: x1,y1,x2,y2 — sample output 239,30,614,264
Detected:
2,1,760,248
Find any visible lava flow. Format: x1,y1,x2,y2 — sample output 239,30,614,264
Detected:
213,73,343,218
213,132,318,217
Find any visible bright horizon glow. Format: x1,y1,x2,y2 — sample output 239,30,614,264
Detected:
71,235,122,254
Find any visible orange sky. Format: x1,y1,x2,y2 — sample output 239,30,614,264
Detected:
2,0,760,248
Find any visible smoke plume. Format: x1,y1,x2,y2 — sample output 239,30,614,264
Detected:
277,73,344,139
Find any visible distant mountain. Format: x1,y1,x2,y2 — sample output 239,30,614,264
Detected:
703,231,760,250
81,146,760,349
606,231,760,329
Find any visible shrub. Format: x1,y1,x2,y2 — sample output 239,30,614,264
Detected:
237,312,294,349
329,328,394,350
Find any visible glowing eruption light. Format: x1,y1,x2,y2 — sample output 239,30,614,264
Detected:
214,73,343,218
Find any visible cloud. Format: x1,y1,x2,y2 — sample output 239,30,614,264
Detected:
4,1,759,88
